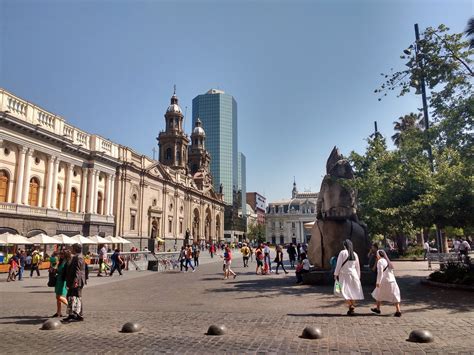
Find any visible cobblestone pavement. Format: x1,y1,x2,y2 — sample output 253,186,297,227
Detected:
1,252,473,354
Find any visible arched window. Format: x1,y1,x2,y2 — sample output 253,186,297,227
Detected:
97,192,103,215
28,177,40,207
56,185,61,209
0,170,9,203
176,149,181,163
70,188,77,212
166,148,172,160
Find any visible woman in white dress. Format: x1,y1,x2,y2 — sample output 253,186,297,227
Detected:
334,239,364,316
371,249,401,317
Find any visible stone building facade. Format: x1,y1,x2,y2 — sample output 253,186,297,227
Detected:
265,181,318,245
114,91,225,251
0,88,118,237
0,88,225,248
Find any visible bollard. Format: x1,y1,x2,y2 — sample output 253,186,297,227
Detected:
408,330,434,343
41,319,61,330
301,326,323,340
207,324,227,336
121,322,143,333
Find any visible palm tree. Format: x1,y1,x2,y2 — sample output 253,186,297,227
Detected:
466,17,474,49
391,113,423,147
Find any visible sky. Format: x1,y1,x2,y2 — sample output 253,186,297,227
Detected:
0,0,472,203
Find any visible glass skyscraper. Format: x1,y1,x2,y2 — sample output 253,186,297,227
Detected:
192,89,238,206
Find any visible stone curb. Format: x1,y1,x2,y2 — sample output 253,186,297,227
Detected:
421,279,474,291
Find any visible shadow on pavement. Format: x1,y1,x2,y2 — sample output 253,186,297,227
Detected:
0,315,48,325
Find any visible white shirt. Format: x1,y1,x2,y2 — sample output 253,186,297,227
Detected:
423,242,430,251
264,246,270,254
302,258,310,271
454,240,461,251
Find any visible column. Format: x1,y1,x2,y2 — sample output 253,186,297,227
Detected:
50,158,59,208
64,164,73,211
15,147,27,204
87,169,95,213
108,175,115,216
21,149,33,204
44,156,54,208
105,174,111,215
80,167,88,213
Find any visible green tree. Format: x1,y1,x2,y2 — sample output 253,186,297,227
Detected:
391,113,423,147
247,223,266,244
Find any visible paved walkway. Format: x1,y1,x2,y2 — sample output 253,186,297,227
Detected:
0,252,473,354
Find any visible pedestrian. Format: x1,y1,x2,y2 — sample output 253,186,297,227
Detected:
274,245,289,274
423,240,430,260
179,246,187,272
17,249,26,281
97,244,108,276
263,243,272,273
240,243,250,267
194,248,200,267
287,243,297,268
367,243,379,272
7,254,18,282
249,244,254,262
296,243,301,261
63,244,85,322
52,250,69,318
371,250,402,317
185,245,195,272
223,246,236,280
209,243,215,258
49,251,58,269
459,239,471,258
334,239,364,316
295,252,310,284
30,250,41,277
109,249,123,276
255,245,264,275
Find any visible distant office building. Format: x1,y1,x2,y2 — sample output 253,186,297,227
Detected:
238,152,246,216
246,192,266,225
192,89,238,206
265,181,318,245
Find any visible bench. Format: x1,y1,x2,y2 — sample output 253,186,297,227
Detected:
427,252,462,270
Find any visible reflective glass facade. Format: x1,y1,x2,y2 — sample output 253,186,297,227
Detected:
192,90,238,205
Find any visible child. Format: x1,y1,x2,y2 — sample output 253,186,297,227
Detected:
7,256,18,282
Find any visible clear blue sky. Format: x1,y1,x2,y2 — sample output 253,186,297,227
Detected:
1,0,472,203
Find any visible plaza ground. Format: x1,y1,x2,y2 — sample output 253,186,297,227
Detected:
0,253,473,354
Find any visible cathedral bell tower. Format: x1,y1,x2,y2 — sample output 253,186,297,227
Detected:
188,118,211,175
157,87,190,172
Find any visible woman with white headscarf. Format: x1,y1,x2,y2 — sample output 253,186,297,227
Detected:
371,249,401,317
334,239,364,316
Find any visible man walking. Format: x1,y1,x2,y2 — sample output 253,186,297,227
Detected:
263,243,272,273
423,240,430,260
287,244,297,268
97,244,108,277
241,243,250,267
30,250,41,277
63,244,85,322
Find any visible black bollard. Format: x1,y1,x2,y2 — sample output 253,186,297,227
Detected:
408,330,434,343
301,326,323,340
207,324,227,336
41,319,61,330
121,322,143,333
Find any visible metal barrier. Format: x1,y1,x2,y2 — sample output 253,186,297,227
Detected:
87,251,180,272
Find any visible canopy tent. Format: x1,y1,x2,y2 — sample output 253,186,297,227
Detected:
29,233,62,245
115,236,132,244
156,237,165,243
71,235,97,245
0,232,33,245
105,236,123,244
304,221,316,229
88,235,110,244
52,234,77,245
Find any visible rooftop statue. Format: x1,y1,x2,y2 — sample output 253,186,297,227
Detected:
308,147,369,269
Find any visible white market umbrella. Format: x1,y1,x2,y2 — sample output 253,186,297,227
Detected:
29,233,61,245
88,235,109,244
71,235,97,245
105,236,122,244
0,232,33,245
52,234,76,245
304,221,316,229
116,236,132,244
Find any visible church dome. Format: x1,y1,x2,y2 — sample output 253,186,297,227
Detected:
166,103,182,113
193,118,205,135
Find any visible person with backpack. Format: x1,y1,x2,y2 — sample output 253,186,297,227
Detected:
371,249,401,317
30,250,42,277
184,245,195,272
334,239,364,316
255,245,265,275
109,249,123,276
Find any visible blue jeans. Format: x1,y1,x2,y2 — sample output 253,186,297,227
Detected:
18,266,24,280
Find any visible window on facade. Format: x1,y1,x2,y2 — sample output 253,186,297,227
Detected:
176,149,181,163
180,221,183,234
271,236,276,244
70,188,77,212
56,185,61,209
97,192,103,215
166,148,172,160
271,222,275,229
168,219,172,233
280,236,284,245
28,177,39,207
292,222,295,228
0,170,9,203
279,221,282,228
130,214,136,230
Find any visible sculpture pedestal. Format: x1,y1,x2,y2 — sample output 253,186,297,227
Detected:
302,269,376,286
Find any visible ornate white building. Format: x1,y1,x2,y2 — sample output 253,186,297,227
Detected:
265,181,318,245
0,88,118,237
0,88,225,248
